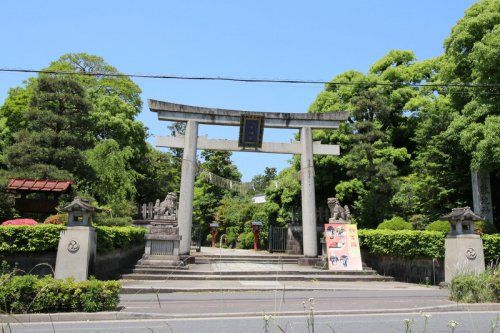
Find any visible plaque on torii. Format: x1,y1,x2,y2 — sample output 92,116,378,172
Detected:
149,99,348,258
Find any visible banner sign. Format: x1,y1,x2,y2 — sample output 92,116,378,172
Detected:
324,223,362,271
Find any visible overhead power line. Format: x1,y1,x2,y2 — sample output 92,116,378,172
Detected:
0,67,499,90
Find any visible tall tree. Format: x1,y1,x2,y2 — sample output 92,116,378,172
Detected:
85,139,138,214
306,50,431,227
6,76,93,180
193,151,241,240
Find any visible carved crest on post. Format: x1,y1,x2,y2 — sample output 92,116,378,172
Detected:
327,197,350,223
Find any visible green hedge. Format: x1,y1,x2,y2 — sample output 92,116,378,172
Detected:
95,226,146,253
0,275,120,313
358,229,500,262
0,225,146,254
377,217,413,230
482,234,500,263
358,230,445,258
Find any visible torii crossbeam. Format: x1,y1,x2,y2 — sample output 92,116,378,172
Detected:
150,99,349,258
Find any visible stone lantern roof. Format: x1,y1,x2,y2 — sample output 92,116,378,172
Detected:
441,207,483,222
61,198,98,213
441,207,482,236
61,198,99,227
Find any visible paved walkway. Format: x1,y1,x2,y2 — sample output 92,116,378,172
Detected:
192,246,299,257
121,279,438,293
187,262,321,272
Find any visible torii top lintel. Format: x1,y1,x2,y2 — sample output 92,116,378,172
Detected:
149,99,349,129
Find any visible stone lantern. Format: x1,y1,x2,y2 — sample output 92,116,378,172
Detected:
251,221,263,251
54,197,98,281
441,207,485,283
62,198,96,227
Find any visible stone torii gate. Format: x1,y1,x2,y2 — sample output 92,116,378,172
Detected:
149,99,349,258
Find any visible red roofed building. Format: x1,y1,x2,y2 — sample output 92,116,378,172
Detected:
7,179,73,214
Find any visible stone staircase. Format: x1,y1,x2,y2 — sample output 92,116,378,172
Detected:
121,252,393,282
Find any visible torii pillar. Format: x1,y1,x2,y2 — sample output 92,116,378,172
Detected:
300,127,317,257
178,120,198,255
149,99,348,258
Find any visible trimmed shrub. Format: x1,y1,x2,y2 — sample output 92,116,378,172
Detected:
450,268,499,303
377,217,413,231
0,224,64,253
0,225,146,254
0,275,121,313
237,232,254,249
425,220,451,233
483,234,500,263
358,229,445,258
474,221,497,235
358,229,500,263
94,216,133,226
43,214,68,225
94,226,146,253
2,219,38,226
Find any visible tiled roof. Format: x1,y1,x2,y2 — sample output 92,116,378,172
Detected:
441,207,483,221
7,179,72,193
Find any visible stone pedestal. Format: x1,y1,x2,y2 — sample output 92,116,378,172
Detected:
445,234,485,283
138,219,183,266
285,223,302,255
54,226,96,281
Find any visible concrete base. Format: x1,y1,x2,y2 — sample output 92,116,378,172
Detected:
138,256,185,267
445,235,485,283
54,226,96,281
297,257,322,266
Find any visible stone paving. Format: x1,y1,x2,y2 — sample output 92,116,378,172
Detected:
189,262,321,272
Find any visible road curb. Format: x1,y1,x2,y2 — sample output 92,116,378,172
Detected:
1,303,498,323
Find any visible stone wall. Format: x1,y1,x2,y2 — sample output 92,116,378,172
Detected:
0,244,144,280
361,250,445,285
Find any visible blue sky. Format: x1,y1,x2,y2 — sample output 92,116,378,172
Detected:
0,0,476,181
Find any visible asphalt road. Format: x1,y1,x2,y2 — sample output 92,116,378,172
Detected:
119,289,453,315
4,311,498,333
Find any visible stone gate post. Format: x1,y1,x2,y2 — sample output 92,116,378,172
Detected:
178,120,198,255
300,126,318,257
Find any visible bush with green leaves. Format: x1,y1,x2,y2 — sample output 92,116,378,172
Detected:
94,216,133,226
450,268,499,303
482,234,500,263
0,224,145,253
377,217,413,231
0,274,121,313
425,220,451,233
358,229,500,262
237,231,255,249
474,221,497,234
358,229,445,258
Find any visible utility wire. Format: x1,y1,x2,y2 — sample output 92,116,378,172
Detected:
0,67,499,90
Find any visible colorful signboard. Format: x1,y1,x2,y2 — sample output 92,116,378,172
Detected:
324,223,362,271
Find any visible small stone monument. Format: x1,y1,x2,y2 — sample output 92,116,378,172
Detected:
138,192,183,266
441,207,485,282
54,198,98,281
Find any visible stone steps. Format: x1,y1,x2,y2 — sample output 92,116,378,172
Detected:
121,273,393,282
130,268,379,276
192,254,303,259
194,258,299,264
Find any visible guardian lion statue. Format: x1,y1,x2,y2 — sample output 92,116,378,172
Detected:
327,197,350,222
153,192,178,219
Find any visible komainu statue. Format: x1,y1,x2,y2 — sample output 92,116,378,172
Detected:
153,192,178,220
327,197,350,222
